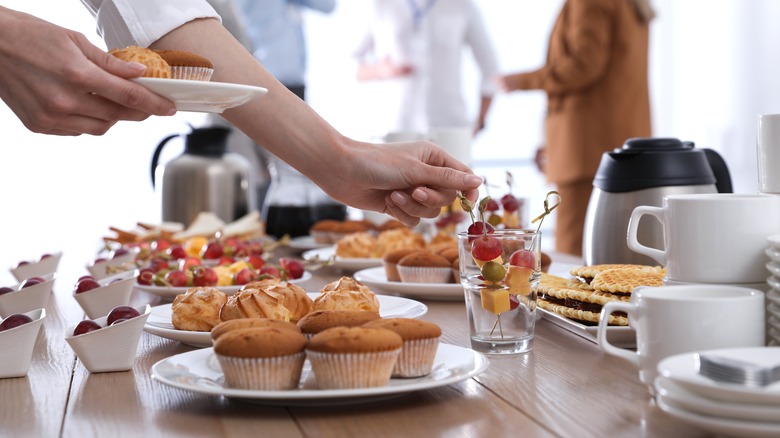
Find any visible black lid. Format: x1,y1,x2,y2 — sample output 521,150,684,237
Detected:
593,137,717,192
184,126,230,156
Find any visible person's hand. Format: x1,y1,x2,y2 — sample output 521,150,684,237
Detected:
314,140,482,227
534,145,546,174
356,57,413,81
0,7,176,136
494,74,512,92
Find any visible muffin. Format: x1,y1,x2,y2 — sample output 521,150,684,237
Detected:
153,49,213,81
375,219,406,232
376,228,426,255
297,310,380,338
108,46,171,78
310,220,341,244
171,287,227,331
315,277,380,313
397,251,453,283
382,248,424,282
220,281,313,323
210,317,301,341
335,232,379,258
306,326,402,389
541,252,552,273
330,220,374,243
363,318,441,377
451,257,460,283
214,327,307,390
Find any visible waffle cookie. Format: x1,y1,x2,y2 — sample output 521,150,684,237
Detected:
590,267,664,294
538,300,629,326
535,273,629,326
570,264,652,283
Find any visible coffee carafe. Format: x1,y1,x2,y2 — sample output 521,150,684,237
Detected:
582,137,732,266
151,126,256,225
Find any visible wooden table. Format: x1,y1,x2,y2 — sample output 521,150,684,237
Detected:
1,251,707,438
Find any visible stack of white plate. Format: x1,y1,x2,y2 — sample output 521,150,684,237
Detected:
763,236,780,345
655,347,780,438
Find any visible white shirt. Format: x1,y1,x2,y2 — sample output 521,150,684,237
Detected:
80,0,221,49
353,0,499,133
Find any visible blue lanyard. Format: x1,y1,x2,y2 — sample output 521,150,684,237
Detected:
405,0,437,30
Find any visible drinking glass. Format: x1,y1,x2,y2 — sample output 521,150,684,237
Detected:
458,230,541,354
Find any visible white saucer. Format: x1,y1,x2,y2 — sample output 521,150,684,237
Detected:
302,247,382,272
657,347,780,405
655,376,780,423
765,247,780,264
657,394,780,438
767,234,780,249
354,267,462,301
766,288,780,305
287,236,331,251
132,78,268,113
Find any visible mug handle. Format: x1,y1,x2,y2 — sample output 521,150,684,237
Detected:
598,301,638,365
626,205,667,265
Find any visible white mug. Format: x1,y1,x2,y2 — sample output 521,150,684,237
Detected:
758,114,780,193
627,193,780,283
598,285,765,393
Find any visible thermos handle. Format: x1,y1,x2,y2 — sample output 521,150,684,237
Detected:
598,301,639,366
702,148,733,193
150,134,180,188
626,205,667,265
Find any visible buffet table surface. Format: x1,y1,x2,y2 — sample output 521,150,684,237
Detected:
1,250,707,438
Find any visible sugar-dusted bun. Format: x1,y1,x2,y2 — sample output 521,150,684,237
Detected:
171,287,227,331
315,277,379,313
153,49,213,81
211,317,301,341
220,281,314,323
297,310,380,337
108,46,171,78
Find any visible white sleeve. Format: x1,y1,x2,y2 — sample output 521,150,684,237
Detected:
80,0,221,49
463,0,499,96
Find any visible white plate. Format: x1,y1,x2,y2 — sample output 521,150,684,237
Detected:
768,234,780,249
134,271,312,300
655,376,780,423
658,347,780,405
144,292,428,348
151,343,488,405
765,247,780,264
769,327,780,343
354,267,462,301
767,263,780,278
767,288,780,306
656,393,780,438
132,78,267,113
302,247,382,272
538,308,636,349
287,236,331,251
769,302,780,318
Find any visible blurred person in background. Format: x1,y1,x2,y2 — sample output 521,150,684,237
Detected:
497,0,654,256
353,0,499,163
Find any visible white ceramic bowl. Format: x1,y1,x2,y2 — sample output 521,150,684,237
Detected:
767,234,780,249
765,247,780,264
9,252,62,282
73,270,138,319
64,304,151,373
0,308,46,378
86,252,137,280
0,273,56,318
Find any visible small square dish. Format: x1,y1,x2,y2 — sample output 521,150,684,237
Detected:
73,271,138,319
0,273,56,317
10,252,62,282
0,308,46,378
86,252,137,280
64,304,151,373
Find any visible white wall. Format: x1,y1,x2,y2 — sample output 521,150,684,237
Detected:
1,0,777,285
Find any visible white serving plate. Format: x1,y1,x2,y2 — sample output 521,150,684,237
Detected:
288,236,331,251
132,78,267,113
656,393,780,438
151,343,488,405
302,247,382,272
144,292,428,348
354,267,462,301
538,307,636,349
134,271,312,301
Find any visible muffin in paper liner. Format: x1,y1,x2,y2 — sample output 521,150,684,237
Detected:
170,66,214,81
397,266,453,283
306,349,401,389
217,351,305,390
394,337,441,378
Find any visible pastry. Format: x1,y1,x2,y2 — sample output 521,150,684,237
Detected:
376,228,426,255
170,287,227,331
314,277,380,313
220,280,313,323
310,220,341,244
396,251,452,283
382,248,424,282
334,232,379,258
108,46,171,78
305,326,402,389
210,317,301,341
535,273,629,326
362,318,441,377
297,310,380,338
153,49,213,81
590,267,665,294
214,327,307,390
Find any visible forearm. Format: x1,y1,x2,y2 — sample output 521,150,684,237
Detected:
149,18,349,188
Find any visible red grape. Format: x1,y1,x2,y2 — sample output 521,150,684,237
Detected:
466,221,495,243
39,254,52,260
485,199,500,212
201,242,224,260
279,258,304,279
166,245,187,260
137,268,155,286
20,277,45,289
217,256,235,266
501,194,520,213
509,249,536,269
73,320,102,336
164,270,188,287
0,314,33,332
147,257,170,273
233,268,257,285
258,266,280,278
91,258,107,267
107,306,141,325
16,261,30,268
471,236,502,262
74,278,101,294
0,287,15,296
179,256,202,272
192,267,218,287
248,255,265,270
111,248,130,259
152,239,171,252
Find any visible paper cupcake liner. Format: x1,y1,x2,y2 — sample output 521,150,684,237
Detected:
217,352,305,390
306,349,400,389
310,231,332,244
397,266,453,283
394,337,440,378
170,66,213,81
